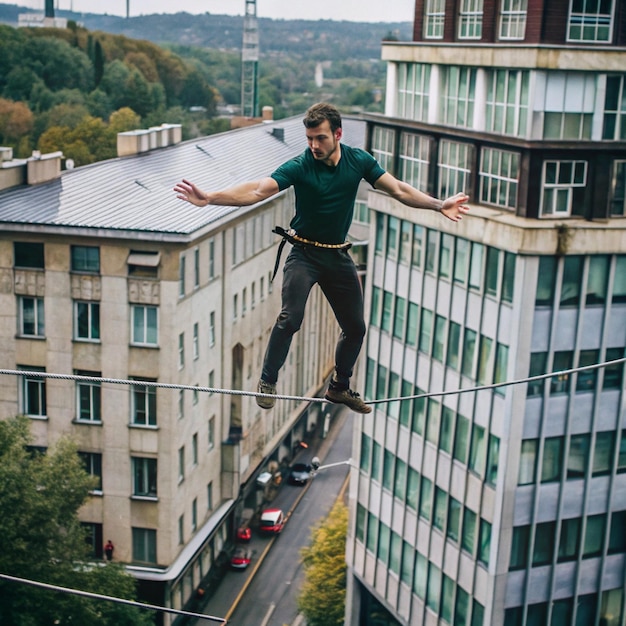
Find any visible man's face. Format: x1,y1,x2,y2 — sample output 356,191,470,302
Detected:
305,120,342,163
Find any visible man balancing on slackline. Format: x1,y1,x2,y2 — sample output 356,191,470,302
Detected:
174,102,469,414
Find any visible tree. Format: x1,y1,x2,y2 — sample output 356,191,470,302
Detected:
0,98,34,145
0,416,154,626
297,501,348,626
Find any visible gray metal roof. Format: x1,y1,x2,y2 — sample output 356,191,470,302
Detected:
0,116,366,239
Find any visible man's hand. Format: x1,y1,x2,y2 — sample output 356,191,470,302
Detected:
174,179,208,207
441,192,470,222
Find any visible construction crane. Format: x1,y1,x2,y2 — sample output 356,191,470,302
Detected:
241,0,259,118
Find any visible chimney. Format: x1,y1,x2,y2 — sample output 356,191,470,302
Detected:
271,127,285,142
262,106,274,122
27,150,63,185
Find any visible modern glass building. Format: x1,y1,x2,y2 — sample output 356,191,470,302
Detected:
345,2,626,625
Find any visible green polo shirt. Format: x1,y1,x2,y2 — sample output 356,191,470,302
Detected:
270,144,385,244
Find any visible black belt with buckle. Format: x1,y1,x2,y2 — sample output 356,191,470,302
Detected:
271,226,352,281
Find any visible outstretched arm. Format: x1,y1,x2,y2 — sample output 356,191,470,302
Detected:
174,177,280,207
373,172,469,222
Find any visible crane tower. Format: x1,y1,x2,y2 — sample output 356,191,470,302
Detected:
241,0,259,118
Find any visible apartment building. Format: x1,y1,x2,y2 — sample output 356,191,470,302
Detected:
0,114,366,621
345,2,626,626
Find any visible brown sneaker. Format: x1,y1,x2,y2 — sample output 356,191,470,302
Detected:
324,387,372,414
256,379,276,409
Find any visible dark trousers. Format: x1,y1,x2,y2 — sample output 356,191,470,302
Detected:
261,246,366,388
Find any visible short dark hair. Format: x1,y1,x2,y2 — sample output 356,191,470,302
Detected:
303,103,342,132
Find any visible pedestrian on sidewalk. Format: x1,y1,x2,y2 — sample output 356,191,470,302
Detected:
174,102,469,414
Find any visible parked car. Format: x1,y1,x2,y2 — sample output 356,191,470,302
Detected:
230,547,252,569
259,508,285,534
288,462,312,486
236,526,251,542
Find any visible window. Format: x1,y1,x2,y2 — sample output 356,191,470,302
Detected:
603,348,624,389
207,481,213,510
541,161,587,216
608,511,626,554
179,254,186,297
401,541,414,586
477,335,492,385
558,517,581,562
426,563,441,611
178,446,185,482
447,497,462,542
132,457,157,497
371,441,382,481
600,588,624,626
14,242,44,268
447,321,461,370
393,296,406,340
486,435,500,485
440,69,476,129
76,371,101,422
21,367,46,417
499,0,528,39
536,257,556,306
209,311,216,347
509,525,530,570
407,467,420,510
397,64,431,122
478,519,491,565
433,314,446,361
527,352,547,397
586,256,609,304
406,302,419,346
567,0,614,42
425,229,437,273
18,296,44,337
502,253,515,303
487,69,530,138
208,239,215,279
419,476,433,521
414,552,428,599
550,351,573,394
178,390,184,418
469,425,487,477
440,234,453,279
455,587,470,626
132,527,157,564
458,0,483,39
433,487,447,532
462,508,477,554
440,406,455,454
426,399,441,446
412,224,424,268
592,431,615,477
461,328,477,378
439,140,473,202
541,437,563,482
454,238,469,284
382,449,394,490
178,333,185,369
518,439,537,485
419,308,433,354
541,74,595,140
480,148,520,209
604,77,626,141
192,433,198,466
74,301,100,341
208,416,215,450
400,133,430,187
424,0,445,37
378,522,390,563
453,414,470,464
131,378,157,426
191,498,198,532
71,246,99,273
567,433,590,479
193,248,200,288
131,305,158,346
79,452,102,492
610,161,626,215
193,323,199,359
469,242,484,290
494,343,509,392
532,521,555,566
583,514,606,558
561,256,583,306
577,349,599,391
371,126,395,173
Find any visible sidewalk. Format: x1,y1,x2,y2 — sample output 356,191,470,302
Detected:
191,406,349,626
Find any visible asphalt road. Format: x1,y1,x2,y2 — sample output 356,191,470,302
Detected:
194,406,354,626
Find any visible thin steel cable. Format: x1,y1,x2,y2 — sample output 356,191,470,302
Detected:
1,357,624,407
0,573,227,624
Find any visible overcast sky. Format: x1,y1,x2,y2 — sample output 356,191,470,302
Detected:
8,0,415,22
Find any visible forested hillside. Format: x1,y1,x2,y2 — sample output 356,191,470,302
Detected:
0,5,411,167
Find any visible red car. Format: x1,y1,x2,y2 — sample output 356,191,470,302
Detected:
259,508,285,534
230,547,252,569
236,526,251,542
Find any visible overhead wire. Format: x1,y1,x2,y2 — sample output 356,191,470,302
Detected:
0,573,227,624
1,357,625,407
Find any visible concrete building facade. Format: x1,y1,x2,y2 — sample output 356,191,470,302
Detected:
345,2,626,626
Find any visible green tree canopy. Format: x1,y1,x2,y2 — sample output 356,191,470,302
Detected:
0,416,154,626
297,500,348,626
